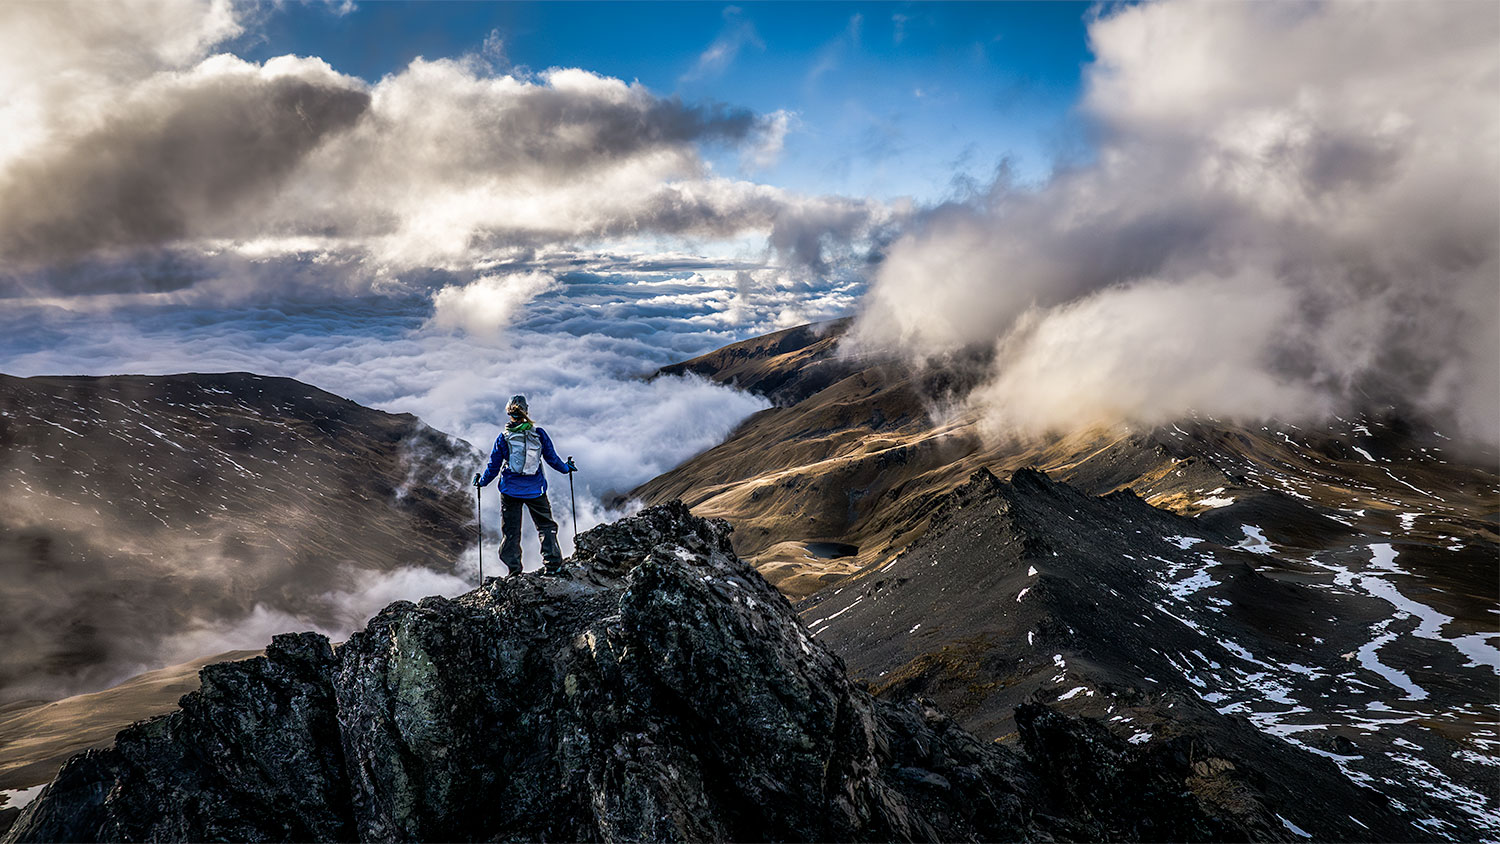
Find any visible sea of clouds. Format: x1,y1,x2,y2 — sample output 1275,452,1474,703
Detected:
0,0,884,528
0,266,863,545
0,266,867,697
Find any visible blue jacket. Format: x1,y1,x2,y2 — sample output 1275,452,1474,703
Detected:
478,426,571,498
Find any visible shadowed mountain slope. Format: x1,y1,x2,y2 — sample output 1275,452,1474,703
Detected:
802,467,1500,840
0,372,477,704
655,317,858,406
4,504,1433,843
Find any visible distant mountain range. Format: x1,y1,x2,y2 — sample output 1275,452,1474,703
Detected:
634,319,1500,839
0,372,477,706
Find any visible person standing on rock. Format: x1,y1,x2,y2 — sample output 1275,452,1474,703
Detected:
473,395,576,575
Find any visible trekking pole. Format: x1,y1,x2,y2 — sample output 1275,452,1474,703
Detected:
473,473,483,586
566,457,578,541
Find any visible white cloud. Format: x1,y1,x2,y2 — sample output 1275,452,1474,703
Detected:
0,52,370,264
808,13,863,83
0,3,887,289
892,13,910,45
481,28,506,65
852,0,1500,444
973,275,1331,437
427,272,560,341
742,109,792,172
0,0,241,170
157,564,473,663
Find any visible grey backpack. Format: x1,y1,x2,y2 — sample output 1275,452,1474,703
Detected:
505,427,543,474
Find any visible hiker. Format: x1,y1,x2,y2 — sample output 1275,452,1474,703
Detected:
473,395,576,574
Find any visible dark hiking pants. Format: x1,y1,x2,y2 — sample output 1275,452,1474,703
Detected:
500,493,563,571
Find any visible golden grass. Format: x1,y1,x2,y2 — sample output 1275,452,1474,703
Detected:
0,649,260,790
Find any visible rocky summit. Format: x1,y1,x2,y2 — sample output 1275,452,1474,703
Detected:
1,501,1416,843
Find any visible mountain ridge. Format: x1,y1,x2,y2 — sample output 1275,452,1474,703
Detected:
629,320,1500,838
3,503,1434,843
630,322,1497,600
801,465,1499,838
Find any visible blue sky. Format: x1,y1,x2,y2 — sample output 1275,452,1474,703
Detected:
235,1,1096,199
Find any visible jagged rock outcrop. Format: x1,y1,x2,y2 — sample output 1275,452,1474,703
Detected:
4,502,1428,843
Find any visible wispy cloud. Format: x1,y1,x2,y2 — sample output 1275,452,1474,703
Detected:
681,6,764,83
741,109,793,172
480,28,506,66
426,272,560,341
807,13,862,84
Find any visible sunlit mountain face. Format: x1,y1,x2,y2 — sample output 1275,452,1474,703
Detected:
633,321,1500,839
0,0,1496,836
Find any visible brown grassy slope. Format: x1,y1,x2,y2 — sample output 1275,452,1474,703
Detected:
0,650,261,791
633,322,1150,594
631,322,1499,599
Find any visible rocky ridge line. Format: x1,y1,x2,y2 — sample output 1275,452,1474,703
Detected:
6,503,1377,842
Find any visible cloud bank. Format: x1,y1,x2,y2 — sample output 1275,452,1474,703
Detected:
0,0,888,297
852,0,1499,445
0,272,795,696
